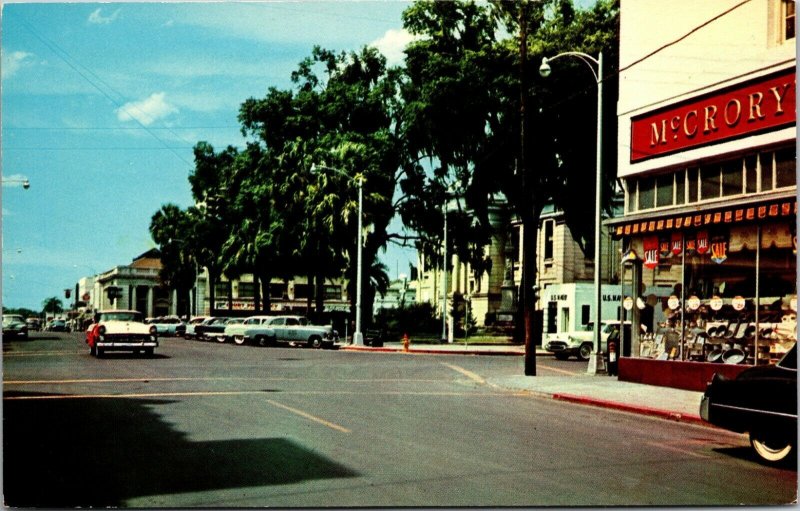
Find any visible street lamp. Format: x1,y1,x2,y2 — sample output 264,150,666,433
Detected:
2,177,30,189
311,163,365,346
540,50,606,375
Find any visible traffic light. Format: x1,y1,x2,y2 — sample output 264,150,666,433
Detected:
64,289,71,299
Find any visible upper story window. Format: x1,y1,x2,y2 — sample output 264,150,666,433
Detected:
785,0,796,40
543,220,554,260
238,282,255,298
625,146,795,213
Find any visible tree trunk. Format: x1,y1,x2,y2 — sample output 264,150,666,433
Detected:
253,273,262,313
306,272,313,316
258,273,271,314
208,268,218,316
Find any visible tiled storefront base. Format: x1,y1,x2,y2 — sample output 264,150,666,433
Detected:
619,357,750,392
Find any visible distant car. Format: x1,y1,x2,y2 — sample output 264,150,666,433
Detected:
86,309,158,357
3,315,28,340
184,316,210,340
46,319,69,332
700,343,797,465
145,316,186,337
232,315,338,348
545,320,646,361
195,317,234,342
25,318,41,332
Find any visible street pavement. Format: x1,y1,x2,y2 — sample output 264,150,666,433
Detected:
341,341,706,426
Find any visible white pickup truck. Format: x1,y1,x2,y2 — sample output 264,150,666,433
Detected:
544,320,646,361
224,315,338,348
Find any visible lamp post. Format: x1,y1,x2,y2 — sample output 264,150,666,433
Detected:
311,163,365,346
2,178,31,189
540,50,606,375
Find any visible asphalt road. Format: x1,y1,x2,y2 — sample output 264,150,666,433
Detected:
3,331,796,507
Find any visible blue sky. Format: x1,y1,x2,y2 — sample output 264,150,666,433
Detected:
2,1,418,311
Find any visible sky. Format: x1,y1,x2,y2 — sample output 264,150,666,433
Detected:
1,1,420,311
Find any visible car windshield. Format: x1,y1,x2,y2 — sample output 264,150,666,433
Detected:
100,312,142,323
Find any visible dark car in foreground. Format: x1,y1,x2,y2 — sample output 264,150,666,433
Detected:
700,343,797,465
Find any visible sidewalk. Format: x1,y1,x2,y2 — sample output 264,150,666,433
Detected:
339,341,707,427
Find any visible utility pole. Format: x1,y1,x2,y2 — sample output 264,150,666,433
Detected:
519,5,536,376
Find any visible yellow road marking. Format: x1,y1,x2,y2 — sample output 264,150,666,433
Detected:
537,365,581,376
265,399,351,433
441,363,486,384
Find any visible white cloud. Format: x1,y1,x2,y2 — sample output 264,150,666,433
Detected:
88,8,121,25
370,28,416,66
1,51,34,79
1,174,29,188
116,92,179,126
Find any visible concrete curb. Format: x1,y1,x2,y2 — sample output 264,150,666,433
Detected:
551,392,707,426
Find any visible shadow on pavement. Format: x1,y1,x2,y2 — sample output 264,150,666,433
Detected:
4,391,359,507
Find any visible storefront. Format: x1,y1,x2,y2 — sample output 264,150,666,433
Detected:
612,1,796,390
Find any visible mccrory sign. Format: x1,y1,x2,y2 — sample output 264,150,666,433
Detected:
630,68,795,163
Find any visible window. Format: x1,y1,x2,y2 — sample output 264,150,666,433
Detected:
675,170,686,205
238,282,255,298
701,165,721,199
626,178,636,212
547,302,557,333
581,304,591,326
688,167,699,203
721,160,743,197
215,281,231,297
656,174,673,207
294,284,313,299
785,0,796,40
775,147,796,188
760,153,774,191
638,177,655,210
745,155,758,193
543,220,554,259
324,285,342,300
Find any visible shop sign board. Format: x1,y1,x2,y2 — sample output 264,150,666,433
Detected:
709,296,724,311
732,296,746,311
623,296,634,311
687,295,701,311
630,68,796,162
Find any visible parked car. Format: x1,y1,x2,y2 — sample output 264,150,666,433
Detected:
85,309,158,357
232,315,338,349
25,318,41,332
545,320,646,361
700,343,797,465
222,316,271,344
3,315,28,340
184,316,210,340
46,319,69,332
196,317,244,342
145,316,186,337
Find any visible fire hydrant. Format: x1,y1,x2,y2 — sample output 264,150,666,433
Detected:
403,333,410,352
607,337,618,376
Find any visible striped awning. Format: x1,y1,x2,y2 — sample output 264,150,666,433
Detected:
609,196,796,239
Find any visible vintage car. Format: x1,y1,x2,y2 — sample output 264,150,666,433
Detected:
145,316,186,337
46,319,69,332
223,316,271,344
184,316,211,340
25,317,41,332
545,320,646,361
201,317,243,342
86,310,158,357
3,315,29,340
231,315,338,348
700,343,797,465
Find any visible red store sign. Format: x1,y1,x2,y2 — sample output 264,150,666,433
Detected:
630,68,795,162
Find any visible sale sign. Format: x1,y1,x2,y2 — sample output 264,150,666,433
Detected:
643,236,659,269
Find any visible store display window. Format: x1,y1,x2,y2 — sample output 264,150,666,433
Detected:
625,220,796,366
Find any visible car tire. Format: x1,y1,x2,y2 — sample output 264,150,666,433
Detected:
234,335,246,346
750,431,795,464
144,347,154,357
578,343,593,361
96,347,104,358
308,336,323,349
90,345,97,357
554,352,570,361
216,335,227,343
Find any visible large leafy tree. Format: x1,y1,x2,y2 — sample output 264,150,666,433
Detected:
149,204,197,317
399,0,619,373
41,297,63,316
